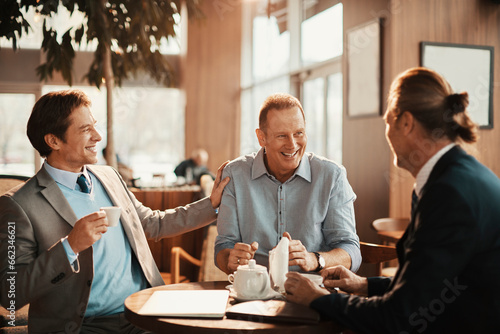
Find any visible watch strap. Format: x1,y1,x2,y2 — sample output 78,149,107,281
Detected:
313,252,324,272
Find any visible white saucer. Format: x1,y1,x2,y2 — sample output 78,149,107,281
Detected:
228,287,283,302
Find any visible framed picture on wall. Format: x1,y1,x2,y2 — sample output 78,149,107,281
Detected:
420,42,494,129
346,18,382,117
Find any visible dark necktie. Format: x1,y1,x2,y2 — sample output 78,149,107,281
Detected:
77,174,91,194
411,190,418,217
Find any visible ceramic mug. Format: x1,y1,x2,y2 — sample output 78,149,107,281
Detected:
100,206,121,227
228,259,270,299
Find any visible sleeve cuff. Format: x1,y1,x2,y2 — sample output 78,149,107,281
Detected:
61,237,80,272
367,276,392,297
334,242,362,273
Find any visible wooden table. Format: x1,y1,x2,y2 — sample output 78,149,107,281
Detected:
131,186,204,281
125,281,343,334
377,230,405,244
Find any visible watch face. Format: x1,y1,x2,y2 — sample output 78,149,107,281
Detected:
314,252,325,270
319,255,326,267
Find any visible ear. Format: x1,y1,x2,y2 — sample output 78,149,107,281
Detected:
255,128,266,148
400,111,415,136
44,133,61,151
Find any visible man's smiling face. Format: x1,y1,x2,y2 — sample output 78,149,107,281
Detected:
45,105,102,173
256,107,307,183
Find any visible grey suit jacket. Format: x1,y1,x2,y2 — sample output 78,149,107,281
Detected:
0,164,217,333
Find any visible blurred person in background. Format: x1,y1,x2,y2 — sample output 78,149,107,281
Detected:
174,148,215,186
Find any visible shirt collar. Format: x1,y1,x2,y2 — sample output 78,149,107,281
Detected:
414,143,455,197
251,147,311,183
43,161,92,190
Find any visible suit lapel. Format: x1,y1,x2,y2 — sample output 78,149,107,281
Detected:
87,166,140,252
390,146,465,290
88,165,163,287
37,167,78,227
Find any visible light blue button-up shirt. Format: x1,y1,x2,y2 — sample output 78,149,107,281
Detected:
215,148,361,272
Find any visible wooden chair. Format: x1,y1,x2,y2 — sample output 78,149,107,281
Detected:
371,217,408,277
170,225,227,284
0,175,30,196
360,241,397,276
371,217,409,235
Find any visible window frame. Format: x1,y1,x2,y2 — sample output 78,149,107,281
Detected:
240,0,343,160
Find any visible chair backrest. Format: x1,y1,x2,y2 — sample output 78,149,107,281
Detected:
198,225,227,282
0,175,29,196
371,217,409,232
170,225,227,284
360,241,397,264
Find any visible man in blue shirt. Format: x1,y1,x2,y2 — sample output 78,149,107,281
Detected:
0,90,229,333
215,93,360,275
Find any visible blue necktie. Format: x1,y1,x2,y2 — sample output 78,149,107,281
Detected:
77,174,91,194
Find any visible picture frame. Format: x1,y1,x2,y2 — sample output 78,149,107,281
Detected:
420,42,494,129
346,18,382,117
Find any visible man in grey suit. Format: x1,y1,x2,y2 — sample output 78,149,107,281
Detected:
0,90,229,333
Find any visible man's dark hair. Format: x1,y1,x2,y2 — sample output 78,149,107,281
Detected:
27,90,91,157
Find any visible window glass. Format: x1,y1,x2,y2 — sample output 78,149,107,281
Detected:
242,0,343,160
0,5,180,54
0,94,36,176
327,73,343,163
42,86,185,186
303,78,325,155
301,2,343,65
240,78,290,155
0,5,95,51
252,0,290,81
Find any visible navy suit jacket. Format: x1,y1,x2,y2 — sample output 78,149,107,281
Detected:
311,146,500,333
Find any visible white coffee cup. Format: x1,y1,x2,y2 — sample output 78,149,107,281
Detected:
300,273,324,286
228,259,270,299
100,206,121,227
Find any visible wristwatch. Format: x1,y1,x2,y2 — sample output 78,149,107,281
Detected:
313,252,325,272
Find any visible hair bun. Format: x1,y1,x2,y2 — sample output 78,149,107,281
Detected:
446,92,468,115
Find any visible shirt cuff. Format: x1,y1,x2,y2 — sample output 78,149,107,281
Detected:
62,237,79,271
334,242,362,273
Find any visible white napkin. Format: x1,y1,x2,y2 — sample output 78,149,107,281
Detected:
269,237,289,293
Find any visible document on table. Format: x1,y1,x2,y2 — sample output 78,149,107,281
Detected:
138,290,230,318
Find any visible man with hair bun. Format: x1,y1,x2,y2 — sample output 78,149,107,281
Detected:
285,67,500,333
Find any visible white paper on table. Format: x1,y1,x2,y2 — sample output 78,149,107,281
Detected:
138,290,229,318
269,237,289,293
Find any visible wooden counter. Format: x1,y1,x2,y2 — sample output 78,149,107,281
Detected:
131,186,206,281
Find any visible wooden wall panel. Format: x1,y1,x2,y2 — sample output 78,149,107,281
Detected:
387,0,500,217
183,1,242,172
343,0,392,251
181,0,500,277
